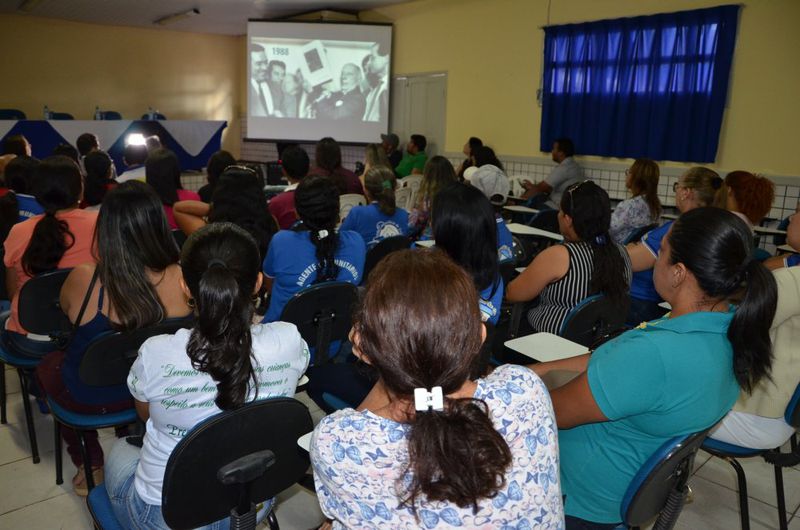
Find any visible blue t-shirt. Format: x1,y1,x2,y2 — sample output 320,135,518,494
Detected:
16,193,44,223
262,229,366,323
786,254,800,267
479,277,504,325
496,215,514,263
630,221,672,302
559,310,739,523
340,203,409,248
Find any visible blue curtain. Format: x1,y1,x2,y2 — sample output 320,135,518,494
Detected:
540,5,740,162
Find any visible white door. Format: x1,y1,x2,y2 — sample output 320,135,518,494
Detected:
390,72,447,157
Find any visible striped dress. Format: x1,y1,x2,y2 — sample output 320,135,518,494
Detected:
527,241,631,334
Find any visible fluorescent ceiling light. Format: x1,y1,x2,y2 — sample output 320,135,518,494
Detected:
154,8,200,26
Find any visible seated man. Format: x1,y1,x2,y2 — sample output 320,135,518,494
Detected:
520,137,584,209
395,134,427,177
316,64,366,121
116,144,148,183
381,133,402,169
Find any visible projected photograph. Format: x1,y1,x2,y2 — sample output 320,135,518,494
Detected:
249,37,390,123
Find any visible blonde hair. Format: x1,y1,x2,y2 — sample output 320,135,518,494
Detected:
364,143,391,171
681,167,726,208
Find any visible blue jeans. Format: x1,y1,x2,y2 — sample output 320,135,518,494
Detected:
106,439,272,530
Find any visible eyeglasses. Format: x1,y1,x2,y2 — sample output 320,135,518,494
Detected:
672,182,689,192
566,180,591,213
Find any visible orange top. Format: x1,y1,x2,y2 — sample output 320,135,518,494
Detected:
4,209,98,334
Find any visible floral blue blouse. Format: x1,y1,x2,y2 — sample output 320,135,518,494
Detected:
310,365,564,529
610,195,656,243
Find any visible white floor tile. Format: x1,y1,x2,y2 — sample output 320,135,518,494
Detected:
272,483,325,530
0,491,93,529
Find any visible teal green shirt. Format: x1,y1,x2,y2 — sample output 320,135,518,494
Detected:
395,151,427,177
559,311,739,523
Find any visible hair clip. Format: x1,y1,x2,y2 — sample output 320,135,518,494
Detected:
317,229,329,239
207,258,227,269
594,234,607,245
414,386,444,412
382,180,392,190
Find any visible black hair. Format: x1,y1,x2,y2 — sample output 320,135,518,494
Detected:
76,133,99,157
51,144,79,164
467,137,483,155
21,156,82,275
182,222,262,410
315,137,342,173
560,181,629,309
667,208,777,393
410,134,427,152
249,43,265,54
554,137,575,158
281,145,310,181
473,146,504,172
3,135,29,156
83,150,113,206
267,60,286,75
123,144,148,166
145,148,182,206
364,166,397,216
294,175,341,283
95,181,180,331
432,183,499,292
208,167,278,261
205,150,237,189
4,155,39,194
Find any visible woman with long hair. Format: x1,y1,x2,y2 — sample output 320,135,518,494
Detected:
145,148,201,229
82,150,117,209
626,167,727,325
507,180,631,334
537,208,776,528
2,156,97,356
312,137,363,195
362,143,392,176
408,155,457,239
341,166,408,248
609,158,661,242
104,222,309,529
456,136,483,180
262,175,365,323
36,181,192,495
724,170,775,231
311,249,563,528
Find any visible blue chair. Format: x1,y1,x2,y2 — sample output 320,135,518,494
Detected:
559,293,629,348
0,268,72,464
0,109,26,120
86,398,313,530
49,319,193,491
98,111,122,120
623,223,659,245
361,235,411,285
620,429,710,529
48,111,74,120
140,112,166,120
701,383,800,530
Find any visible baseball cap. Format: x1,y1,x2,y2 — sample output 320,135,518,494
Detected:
380,133,399,149
465,164,510,205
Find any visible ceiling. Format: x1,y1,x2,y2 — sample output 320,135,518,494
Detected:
0,0,403,35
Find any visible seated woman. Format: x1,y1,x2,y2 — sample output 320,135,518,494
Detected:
507,181,631,335
609,158,661,243
311,249,564,529
455,136,483,180
463,156,514,262
105,222,309,530
359,143,392,178
724,170,774,232
172,166,278,261
2,156,97,357
81,150,117,210
197,150,236,203
408,155,457,240
340,167,409,248
311,137,363,195
626,167,726,326
36,181,192,495
262,175,366,323
536,207,776,529
145,148,201,230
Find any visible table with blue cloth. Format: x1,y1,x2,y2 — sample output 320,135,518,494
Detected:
0,120,227,172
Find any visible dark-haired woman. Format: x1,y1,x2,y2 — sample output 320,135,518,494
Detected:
535,208,776,528
311,249,563,528
145,148,201,229
609,158,661,243
311,137,363,195
36,181,192,495
507,181,631,334
626,167,727,326
105,222,309,529
455,136,483,180
341,167,408,248
82,150,117,209
262,175,366,324
2,156,97,356
197,150,237,203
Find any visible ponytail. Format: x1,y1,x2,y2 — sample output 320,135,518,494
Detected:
364,166,397,216
294,175,341,283
309,227,339,283
21,211,75,276
588,232,630,310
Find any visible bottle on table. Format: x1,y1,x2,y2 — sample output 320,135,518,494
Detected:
94,106,101,120
43,105,50,120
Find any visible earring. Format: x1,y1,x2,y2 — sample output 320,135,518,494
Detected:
187,298,195,309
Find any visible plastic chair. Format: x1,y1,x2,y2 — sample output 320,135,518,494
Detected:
395,186,413,210
362,235,411,284
700,383,800,530
87,397,312,530
279,282,359,366
49,318,193,492
48,111,74,120
0,109,26,120
623,223,659,245
98,111,122,120
621,429,710,529
339,193,366,222
559,293,629,348
140,112,167,120
399,175,422,206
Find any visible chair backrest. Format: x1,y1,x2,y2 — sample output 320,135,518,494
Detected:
279,281,359,365
339,193,366,221
362,235,411,284
162,398,313,530
140,113,167,120
559,293,629,348
784,382,800,428
621,430,709,527
0,108,26,120
395,186,413,210
623,223,659,245
99,111,122,120
399,175,423,206
49,111,74,120
79,318,194,387
17,269,73,337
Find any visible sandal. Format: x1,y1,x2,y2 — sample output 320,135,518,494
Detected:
72,466,104,497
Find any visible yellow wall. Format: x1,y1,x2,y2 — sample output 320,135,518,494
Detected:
363,0,800,177
0,14,244,155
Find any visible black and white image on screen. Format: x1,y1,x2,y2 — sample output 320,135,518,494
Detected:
249,38,389,123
